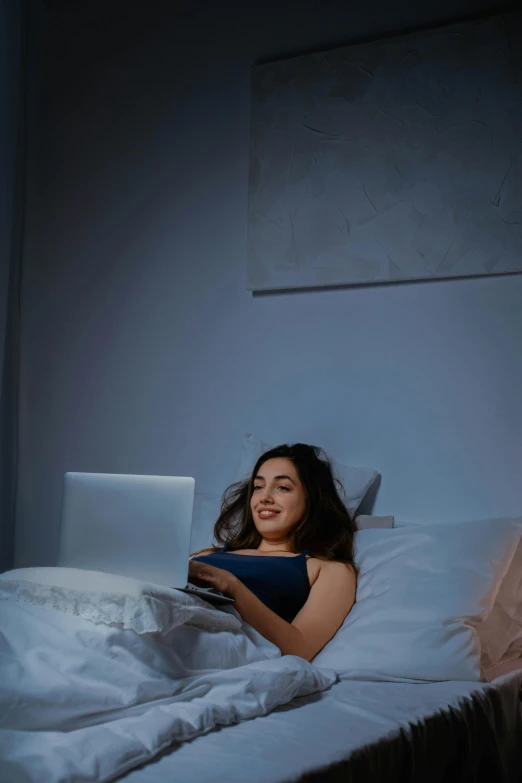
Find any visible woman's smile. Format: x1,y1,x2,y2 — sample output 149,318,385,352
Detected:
250,457,307,545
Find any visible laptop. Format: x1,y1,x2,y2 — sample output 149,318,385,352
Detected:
57,472,234,605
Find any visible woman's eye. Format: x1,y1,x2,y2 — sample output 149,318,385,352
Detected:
278,486,290,491
253,485,263,491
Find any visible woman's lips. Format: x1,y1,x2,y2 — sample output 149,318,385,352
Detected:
257,510,280,518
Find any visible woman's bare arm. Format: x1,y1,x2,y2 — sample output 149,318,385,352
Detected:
292,561,356,660
229,561,356,662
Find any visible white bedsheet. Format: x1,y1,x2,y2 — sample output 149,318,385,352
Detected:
0,594,337,783
120,665,522,783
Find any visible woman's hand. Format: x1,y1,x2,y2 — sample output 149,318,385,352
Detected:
187,561,238,596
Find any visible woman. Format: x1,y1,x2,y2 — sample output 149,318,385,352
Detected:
188,443,357,662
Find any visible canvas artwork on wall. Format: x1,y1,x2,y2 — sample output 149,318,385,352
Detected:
247,11,522,291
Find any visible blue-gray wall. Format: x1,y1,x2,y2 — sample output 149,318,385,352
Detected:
15,0,522,566
1,0,23,571
0,0,21,376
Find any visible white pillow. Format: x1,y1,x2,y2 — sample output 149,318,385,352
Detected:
393,516,522,669
477,537,522,668
235,433,379,515
392,519,419,527
355,514,394,530
0,567,240,634
313,518,522,681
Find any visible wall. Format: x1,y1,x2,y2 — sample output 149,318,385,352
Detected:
0,0,21,382
1,0,23,572
15,0,522,566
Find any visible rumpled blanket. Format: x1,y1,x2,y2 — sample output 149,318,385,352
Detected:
0,582,337,783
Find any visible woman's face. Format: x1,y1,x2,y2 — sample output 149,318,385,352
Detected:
250,457,307,543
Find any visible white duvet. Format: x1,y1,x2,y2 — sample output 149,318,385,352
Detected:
0,590,337,783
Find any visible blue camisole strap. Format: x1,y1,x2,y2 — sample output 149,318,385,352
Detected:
192,543,311,622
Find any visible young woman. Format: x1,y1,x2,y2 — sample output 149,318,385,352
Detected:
188,443,357,662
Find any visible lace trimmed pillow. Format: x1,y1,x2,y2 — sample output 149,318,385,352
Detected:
0,567,241,635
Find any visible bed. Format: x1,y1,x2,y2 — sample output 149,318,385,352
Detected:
120,660,522,783
1,515,522,783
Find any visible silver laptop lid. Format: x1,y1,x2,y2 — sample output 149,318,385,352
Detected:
57,473,195,587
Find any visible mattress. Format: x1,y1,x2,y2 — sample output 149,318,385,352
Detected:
120,662,522,783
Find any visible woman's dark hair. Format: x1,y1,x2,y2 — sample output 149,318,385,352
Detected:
191,443,357,571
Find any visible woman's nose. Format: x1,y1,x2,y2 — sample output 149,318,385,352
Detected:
260,488,274,502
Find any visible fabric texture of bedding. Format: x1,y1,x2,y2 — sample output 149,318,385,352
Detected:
393,515,522,670
354,513,394,529
0,587,337,783
120,665,522,783
477,536,522,668
3,512,522,782
0,567,240,634
313,518,522,680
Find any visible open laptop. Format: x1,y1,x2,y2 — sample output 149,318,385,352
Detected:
57,472,233,605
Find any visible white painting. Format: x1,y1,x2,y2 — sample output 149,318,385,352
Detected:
247,12,522,291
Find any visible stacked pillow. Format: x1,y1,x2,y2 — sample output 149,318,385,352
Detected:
355,515,394,530
393,516,522,675
313,517,522,681
476,535,522,671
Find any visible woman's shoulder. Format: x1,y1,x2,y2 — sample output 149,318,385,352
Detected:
308,555,356,576
189,547,218,560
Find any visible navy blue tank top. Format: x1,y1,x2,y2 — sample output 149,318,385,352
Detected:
191,543,311,623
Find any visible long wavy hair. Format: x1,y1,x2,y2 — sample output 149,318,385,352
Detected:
191,443,358,571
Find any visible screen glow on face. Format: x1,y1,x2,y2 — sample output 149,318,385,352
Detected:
251,457,306,539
